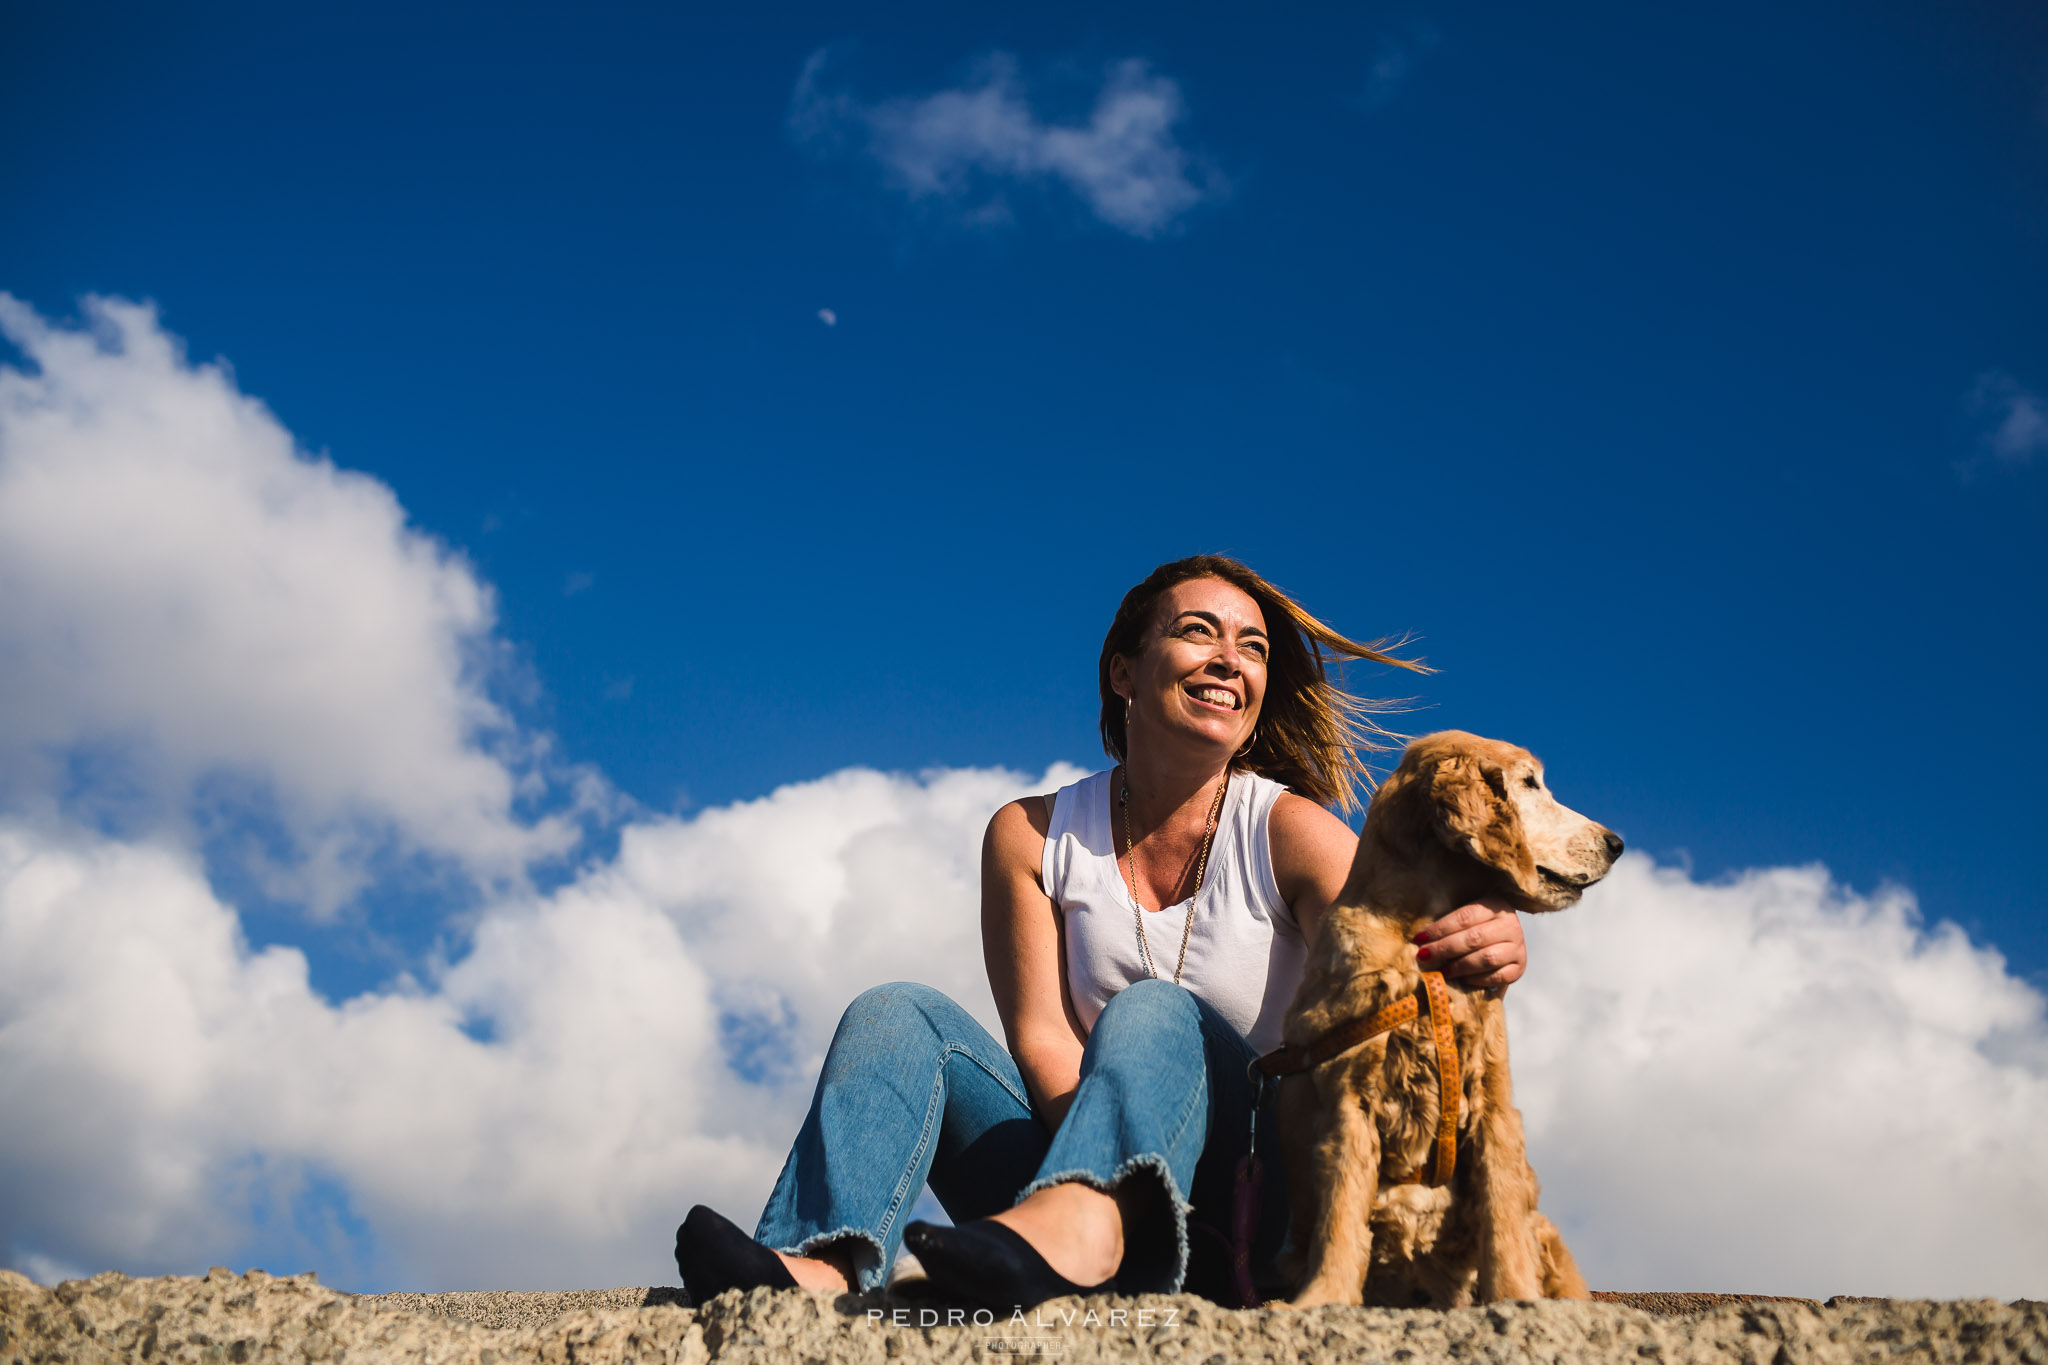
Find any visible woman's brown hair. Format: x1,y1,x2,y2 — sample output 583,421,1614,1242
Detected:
1098,555,1427,814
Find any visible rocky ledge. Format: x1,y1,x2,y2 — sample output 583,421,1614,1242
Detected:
3,1268,2042,1365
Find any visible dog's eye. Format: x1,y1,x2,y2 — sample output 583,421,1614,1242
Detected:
1522,775,1540,790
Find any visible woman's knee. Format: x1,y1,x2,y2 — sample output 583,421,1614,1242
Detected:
827,982,966,1059
1099,976,1199,1021
1090,978,1202,1053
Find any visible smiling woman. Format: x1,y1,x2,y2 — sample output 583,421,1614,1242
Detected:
1097,556,1416,813
673,555,1535,1309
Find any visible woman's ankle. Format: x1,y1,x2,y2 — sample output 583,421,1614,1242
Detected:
775,1247,857,1293
991,1183,1124,1285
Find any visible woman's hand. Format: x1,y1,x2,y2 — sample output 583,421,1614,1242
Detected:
1414,899,1526,994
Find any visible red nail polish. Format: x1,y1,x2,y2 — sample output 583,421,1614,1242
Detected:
1412,932,1428,944
1417,946,1432,961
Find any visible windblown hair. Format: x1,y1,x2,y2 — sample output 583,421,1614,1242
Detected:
1098,555,1427,814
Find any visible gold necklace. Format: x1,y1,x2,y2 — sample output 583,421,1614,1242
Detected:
1118,769,1229,985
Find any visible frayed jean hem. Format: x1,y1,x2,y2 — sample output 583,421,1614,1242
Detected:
1015,1153,1191,1294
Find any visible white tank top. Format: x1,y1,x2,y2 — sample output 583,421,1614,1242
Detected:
1041,769,1305,1054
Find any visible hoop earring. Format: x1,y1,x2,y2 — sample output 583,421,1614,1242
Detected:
1234,728,1258,760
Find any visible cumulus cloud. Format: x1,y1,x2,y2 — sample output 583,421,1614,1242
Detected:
1512,857,2048,1299
0,306,1073,1286
0,763,1076,1291
3,794,2040,1296
0,816,738,1290
1969,370,2048,466
0,295,593,912
789,50,1222,238
0,296,2040,1300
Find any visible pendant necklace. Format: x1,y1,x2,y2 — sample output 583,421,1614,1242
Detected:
1118,769,1229,985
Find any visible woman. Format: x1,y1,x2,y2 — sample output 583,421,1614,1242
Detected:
675,556,1528,1308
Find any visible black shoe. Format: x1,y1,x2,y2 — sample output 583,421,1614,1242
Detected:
674,1205,798,1303
902,1219,1114,1311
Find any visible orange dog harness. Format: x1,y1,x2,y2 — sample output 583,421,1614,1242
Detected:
1252,970,1461,1187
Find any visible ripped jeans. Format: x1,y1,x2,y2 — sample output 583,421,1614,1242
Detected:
753,977,1288,1296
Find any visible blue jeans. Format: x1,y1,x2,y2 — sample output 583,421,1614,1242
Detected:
754,978,1289,1296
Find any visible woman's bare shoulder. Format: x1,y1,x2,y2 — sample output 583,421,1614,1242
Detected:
1269,790,1353,842
985,794,1055,873
1267,791,1357,900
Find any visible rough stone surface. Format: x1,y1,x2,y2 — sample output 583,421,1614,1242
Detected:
1590,1291,1823,1318
4,1268,2043,1365
357,1289,689,1333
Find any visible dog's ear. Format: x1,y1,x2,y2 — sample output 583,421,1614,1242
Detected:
1369,762,1432,859
1428,754,1539,888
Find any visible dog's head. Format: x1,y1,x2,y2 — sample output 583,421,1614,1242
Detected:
1371,730,1622,911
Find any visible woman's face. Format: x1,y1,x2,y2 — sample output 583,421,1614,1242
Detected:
1112,576,1269,764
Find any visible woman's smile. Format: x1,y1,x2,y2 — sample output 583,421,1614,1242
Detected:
1183,683,1242,712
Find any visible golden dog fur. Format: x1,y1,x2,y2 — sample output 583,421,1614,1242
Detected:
1277,731,1620,1309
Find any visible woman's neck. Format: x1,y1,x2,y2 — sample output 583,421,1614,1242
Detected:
1119,747,1230,836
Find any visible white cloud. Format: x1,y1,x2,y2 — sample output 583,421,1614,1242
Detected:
0,762,1076,1291
1512,857,2048,1300
0,297,2039,1300
0,818,735,1290
1970,370,2048,466
4,796,2041,1295
817,308,837,327
0,295,591,913
790,51,1222,238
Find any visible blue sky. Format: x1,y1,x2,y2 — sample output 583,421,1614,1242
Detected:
2,2,2046,1294
13,0,2044,982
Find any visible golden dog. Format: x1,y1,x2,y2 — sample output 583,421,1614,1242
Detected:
1273,731,1620,1308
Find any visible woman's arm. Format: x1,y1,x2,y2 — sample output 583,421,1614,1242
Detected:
982,797,1089,1132
1269,792,1527,992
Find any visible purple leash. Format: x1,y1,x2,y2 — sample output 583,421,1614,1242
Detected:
1230,1070,1267,1309
1188,1068,1271,1308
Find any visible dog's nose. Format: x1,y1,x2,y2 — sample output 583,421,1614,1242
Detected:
1603,830,1625,861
